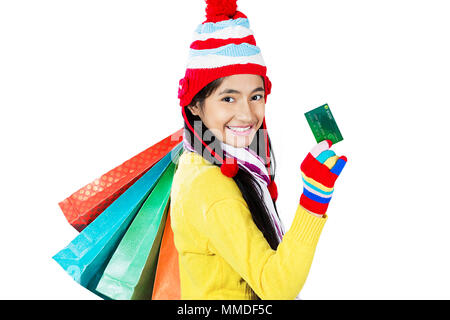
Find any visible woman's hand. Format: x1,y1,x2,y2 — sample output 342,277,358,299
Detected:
299,140,347,217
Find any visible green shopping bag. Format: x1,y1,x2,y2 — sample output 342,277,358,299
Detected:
95,149,180,300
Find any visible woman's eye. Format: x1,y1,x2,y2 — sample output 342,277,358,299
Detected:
222,97,235,103
252,94,263,101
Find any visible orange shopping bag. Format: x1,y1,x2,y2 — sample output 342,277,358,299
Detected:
152,206,181,300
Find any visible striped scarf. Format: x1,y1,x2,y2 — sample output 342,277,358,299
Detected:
182,132,285,243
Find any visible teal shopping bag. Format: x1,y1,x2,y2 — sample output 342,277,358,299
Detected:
95,154,179,300
52,143,183,295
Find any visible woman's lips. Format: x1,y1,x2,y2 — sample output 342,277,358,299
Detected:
226,124,254,136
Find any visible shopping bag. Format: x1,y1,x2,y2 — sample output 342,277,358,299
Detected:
59,128,183,231
95,150,181,300
52,143,183,294
151,208,181,300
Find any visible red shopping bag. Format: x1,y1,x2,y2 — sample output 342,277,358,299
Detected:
152,206,181,300
59,128,183,231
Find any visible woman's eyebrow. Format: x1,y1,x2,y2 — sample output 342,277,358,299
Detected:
218,87,265,95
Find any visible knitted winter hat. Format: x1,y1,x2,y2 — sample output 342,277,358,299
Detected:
179,0,278,201
177,0,272,108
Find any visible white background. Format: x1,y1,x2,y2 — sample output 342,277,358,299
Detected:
1,0,449,299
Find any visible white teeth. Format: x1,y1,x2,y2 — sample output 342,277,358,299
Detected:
227,126,251,132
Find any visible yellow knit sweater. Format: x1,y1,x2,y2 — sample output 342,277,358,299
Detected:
170,150,328,300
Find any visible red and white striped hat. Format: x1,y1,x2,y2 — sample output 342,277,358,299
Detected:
177,0,272,108
178,0,278,201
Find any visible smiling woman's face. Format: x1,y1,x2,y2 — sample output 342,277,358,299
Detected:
187,74,265,148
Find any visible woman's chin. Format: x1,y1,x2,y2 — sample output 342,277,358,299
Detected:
223,133,254,148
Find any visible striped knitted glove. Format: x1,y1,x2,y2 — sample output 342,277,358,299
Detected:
300,140,347,216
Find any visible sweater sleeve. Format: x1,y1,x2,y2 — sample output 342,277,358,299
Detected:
194,198,327,300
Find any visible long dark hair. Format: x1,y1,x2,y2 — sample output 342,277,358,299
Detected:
181,76,281,300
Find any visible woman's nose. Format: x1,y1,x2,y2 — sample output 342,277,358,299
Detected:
236,99,254,121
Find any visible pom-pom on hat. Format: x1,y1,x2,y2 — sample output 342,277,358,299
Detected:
205,0,238,22
177,0,272,108
220,156,239,177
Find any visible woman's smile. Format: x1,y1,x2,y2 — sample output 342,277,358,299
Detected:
226,124,255,136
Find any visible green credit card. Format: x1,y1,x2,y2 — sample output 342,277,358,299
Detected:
304,103,343,144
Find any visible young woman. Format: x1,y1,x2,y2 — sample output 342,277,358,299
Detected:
170,0,347,300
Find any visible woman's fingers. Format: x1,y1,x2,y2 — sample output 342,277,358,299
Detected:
301,140,346,188
313,141,346,174
330,155,347,176
310,140,332,157
323,155,339,169
316,149,336,164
